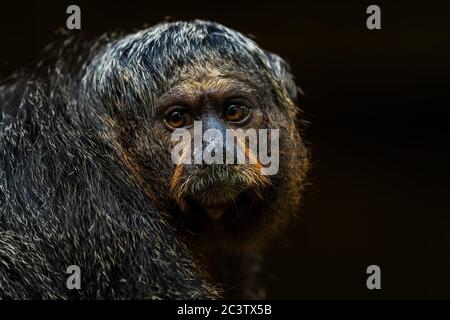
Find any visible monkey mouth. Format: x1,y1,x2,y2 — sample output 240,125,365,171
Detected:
170,164,271,219
189,183,247,219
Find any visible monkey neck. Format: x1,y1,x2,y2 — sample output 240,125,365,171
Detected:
186,234,266,299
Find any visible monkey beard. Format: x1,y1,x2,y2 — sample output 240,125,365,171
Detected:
171,165,270,218
169,134,271,219
170,162,270,219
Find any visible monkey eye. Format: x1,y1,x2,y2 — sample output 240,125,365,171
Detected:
223,103,251,124
164,109,194,129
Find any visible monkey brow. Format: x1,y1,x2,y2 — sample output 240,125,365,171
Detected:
155,77,258,110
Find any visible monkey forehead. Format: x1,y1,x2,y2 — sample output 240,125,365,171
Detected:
162,74,257,99
156,72,260,110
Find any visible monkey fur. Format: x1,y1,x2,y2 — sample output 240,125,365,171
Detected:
0,20,309,299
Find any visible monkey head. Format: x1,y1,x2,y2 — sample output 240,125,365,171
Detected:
82,21,309,249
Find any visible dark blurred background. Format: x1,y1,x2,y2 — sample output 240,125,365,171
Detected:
1,0,449,299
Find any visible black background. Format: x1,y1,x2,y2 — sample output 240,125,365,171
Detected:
0,0,449,299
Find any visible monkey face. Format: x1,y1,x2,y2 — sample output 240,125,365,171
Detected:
157,73,272,219
85,21,309,246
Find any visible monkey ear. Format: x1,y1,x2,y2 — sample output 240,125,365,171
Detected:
261,50,305,105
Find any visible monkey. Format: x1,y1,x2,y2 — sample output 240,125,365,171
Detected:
0,20,309,299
